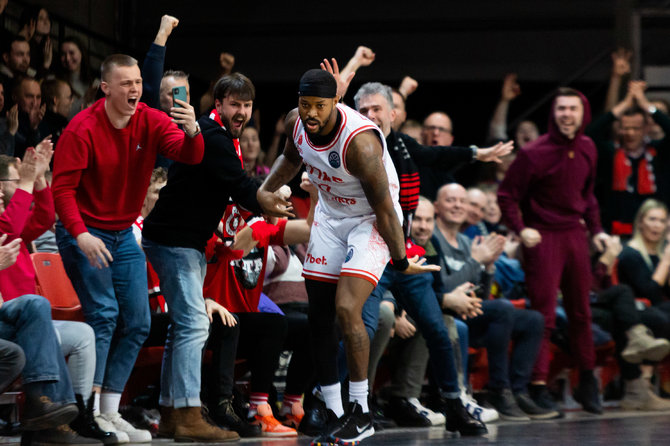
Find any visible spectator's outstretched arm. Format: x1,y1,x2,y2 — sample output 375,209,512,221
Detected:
398,76,418,99
628,80,670,147
488,73,520,142
605,48,632,112
142,15,179,108
338,46,375,98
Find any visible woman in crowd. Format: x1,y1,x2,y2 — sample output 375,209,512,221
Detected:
240,126,269,180
56,37,96,119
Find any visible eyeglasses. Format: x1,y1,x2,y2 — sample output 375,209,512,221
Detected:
0,179,20,182
423,125,452,134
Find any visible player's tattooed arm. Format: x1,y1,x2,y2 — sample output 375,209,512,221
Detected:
260,109,303,193
347,130,406,260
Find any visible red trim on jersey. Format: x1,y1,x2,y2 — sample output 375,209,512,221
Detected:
302,108,348,152
341,125,379,174
302,268,339,278
340,267,379,282
302,272,339,284
340,271,378,287
292,116,301,140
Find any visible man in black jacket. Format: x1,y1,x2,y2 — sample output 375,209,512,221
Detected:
142,73,287,442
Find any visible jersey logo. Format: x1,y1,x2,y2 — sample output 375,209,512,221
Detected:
135,144,142,151
298,135,303,145
328,151,341,168
344,246,354,263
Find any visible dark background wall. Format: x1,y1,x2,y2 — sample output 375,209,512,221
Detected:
19,0,670,148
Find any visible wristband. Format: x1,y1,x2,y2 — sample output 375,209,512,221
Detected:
391,256,409,271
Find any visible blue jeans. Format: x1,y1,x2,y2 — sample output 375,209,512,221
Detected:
142,238,210,408
362,266,460,396
56,223,150,393
0,295,74,404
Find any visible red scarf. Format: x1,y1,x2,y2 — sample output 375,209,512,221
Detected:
209,109,243,167
612,147,656,195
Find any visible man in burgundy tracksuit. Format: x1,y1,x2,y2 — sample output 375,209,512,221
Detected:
498,88,609,414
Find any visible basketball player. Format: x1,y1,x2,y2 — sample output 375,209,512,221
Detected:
258,68,439,445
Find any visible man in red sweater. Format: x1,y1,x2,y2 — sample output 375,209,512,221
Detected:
52,53,204,442
498,88,609,415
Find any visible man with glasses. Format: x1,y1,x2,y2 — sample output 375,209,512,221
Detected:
418,111,464,200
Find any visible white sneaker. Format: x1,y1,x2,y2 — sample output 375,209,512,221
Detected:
460,391,499,422
101,412,152,443
407,398,445,426
94,412,130,444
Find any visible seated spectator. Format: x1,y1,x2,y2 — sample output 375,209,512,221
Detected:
589,234,670,411
0,36,32,107
431,183,555,420
0,144,115,443
13,76,44,159
618,199,670,317
587,81,670,236
0,82,17,155
39,78,72,147
55,37,96,120
462,187,489,238
240,126,269,179
18,5,52,79
202,184,315,438
0,234,24,394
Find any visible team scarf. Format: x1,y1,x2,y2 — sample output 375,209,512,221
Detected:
612,147,656,195
209,109,243,167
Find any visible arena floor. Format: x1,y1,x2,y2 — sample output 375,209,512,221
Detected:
3,408,667,445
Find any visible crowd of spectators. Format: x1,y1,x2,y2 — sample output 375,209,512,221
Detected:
2,2,670,444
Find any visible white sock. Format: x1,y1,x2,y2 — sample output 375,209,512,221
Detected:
100,392,122,415
93,392,101,414
321,383,344,418
349,380,369,413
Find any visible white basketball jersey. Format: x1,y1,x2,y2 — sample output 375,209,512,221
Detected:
293,103,402,220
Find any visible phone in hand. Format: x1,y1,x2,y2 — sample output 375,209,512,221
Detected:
172,86,187,108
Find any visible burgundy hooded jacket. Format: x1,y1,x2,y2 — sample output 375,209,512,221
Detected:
497,90,603,235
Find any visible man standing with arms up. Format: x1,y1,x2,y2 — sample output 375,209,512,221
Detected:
259,67,462,446
52,54,204,442
498,88,610,415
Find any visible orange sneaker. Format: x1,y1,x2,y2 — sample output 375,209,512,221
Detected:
253,403,298,437
282,401,305,429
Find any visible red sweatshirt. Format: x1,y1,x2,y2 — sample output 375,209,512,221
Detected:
52,98,204,237
0,187,55,300
498,90,603,235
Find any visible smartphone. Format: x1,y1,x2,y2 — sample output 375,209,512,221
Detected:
172,86,187,108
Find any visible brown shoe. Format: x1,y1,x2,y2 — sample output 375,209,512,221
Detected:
173,406,239,442
22,396,79,431
157,406,175,438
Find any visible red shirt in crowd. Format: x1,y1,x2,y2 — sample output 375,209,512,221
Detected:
52,98,204,237
203,205,287,314
0,187,54,300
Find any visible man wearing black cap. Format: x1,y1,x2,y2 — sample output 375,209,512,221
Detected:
258,68,443,445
